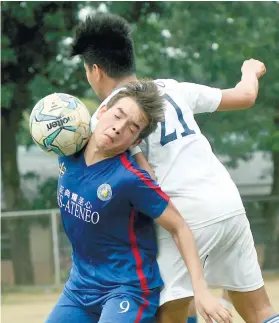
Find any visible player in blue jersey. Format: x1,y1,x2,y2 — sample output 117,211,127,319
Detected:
69,12,278,323
46,81,232,323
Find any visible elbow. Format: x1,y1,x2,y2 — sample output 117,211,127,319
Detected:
170,228,180,246
170,223,185,239
242,92,256,109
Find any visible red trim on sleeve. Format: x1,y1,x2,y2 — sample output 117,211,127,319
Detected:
120,154,169,202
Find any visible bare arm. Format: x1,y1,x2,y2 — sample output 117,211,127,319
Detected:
155,201,232,322
155,201,206,292
217,59,266,111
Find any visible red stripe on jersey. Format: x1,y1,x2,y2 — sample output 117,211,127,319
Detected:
128,209,150,323
120,154,169,202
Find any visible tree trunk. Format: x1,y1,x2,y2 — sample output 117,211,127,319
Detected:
1,84,34,285
7,218,34,285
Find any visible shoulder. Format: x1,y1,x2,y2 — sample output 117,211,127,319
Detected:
58,149,83,167
155,78,178,86
154,78,179,90
58,155,69,165
154,79,199,99
119,153,152,185
155,79,206,93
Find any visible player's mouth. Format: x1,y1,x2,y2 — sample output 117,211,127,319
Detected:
104,134,114,143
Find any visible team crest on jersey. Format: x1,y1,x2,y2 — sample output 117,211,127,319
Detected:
97,184,112,201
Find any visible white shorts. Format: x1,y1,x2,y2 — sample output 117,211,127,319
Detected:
157,213,264,306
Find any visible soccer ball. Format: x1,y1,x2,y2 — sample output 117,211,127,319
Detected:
29,93,91,156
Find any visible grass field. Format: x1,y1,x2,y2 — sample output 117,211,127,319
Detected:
2,275,279,323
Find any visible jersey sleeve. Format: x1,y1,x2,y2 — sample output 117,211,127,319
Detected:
138,139,148,158
129,145,142,157
130,139,148,158
120,155,169,219
90,111,99,132
179,82,222,114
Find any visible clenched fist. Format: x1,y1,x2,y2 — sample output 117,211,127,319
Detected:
241,59,266,79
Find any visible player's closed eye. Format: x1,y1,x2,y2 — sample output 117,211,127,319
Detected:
114,114,121,119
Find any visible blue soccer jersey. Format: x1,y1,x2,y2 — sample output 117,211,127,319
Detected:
57,149,169,301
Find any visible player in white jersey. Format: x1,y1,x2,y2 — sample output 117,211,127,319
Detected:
70,13,279,323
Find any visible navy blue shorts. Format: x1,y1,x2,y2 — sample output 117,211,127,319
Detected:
46,287,160,323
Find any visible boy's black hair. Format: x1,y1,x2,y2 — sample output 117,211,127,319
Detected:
70,13,136,78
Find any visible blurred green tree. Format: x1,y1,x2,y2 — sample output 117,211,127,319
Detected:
0,0,166,285
1,1,85,284
158,2,279,268
2,1,278,282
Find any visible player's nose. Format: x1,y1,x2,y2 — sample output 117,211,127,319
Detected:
112,127,120,135
113,119,126,134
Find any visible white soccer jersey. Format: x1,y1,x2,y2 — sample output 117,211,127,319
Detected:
91,79,245,231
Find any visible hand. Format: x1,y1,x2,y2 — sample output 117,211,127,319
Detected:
194,288,233,323
241,58,266,79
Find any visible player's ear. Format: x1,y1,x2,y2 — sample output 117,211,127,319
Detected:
97,105,108,120
93,64,100,82
94,64,105,82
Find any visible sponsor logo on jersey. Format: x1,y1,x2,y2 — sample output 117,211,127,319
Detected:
97,183,112,201
57,185,100,224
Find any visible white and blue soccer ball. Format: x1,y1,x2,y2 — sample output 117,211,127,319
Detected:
29,93,91,156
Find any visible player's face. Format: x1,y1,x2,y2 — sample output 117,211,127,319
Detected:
94,97,148,155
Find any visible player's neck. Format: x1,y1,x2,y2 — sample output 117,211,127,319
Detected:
115,74,137,88
84,136,114,166
104,74,137,98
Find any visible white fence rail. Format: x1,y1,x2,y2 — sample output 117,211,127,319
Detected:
1,209,65,287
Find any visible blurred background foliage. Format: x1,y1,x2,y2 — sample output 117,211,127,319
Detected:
1,1,279,282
